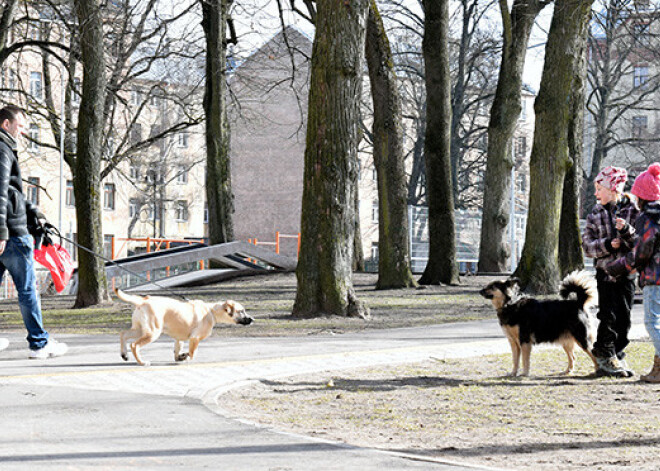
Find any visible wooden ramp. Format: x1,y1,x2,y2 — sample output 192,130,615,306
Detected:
105,241,296,291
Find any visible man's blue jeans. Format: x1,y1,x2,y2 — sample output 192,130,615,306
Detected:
0,235,49,350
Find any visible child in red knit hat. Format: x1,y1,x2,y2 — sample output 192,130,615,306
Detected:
583,166,638,377
607,162,660,382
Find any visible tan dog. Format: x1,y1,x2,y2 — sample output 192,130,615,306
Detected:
116,289,253,366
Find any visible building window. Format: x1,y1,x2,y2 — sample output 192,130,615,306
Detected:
72,77,81,106
65,180,75,206
515,136,527,161
27,177,39,205
178,132,189,148
516,172,526,193
146,203,161,221
520,99,527,121
176,165,188,184
204,202,208,224
632,115,648,139
29,71,43,101
633,66,649,89
103,183,115,210
3,68,16,95
66,232,77,261
175,200,189,222
145,167,161,184
371,242,379,260
103,234,114,259
131,123,142,143
129,198,139,218
28,124,40,152
372,200,378,223
478,133,488,151
131,88,141,106
129,164,140,181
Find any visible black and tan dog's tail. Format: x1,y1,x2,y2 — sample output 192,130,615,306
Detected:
559,270,598,309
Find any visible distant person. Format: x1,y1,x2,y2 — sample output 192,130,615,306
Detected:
0,105,67,358
607,163,660,383
582,166,637,377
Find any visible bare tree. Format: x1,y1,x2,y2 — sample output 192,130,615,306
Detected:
477,0,550,273
418,0,459,285
584,0,660,213
292,0,370,318
365,1,417,289
202,0,235,245
515,0,594,293
73,0,109,306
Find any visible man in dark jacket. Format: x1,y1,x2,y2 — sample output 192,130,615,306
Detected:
0,105,67,358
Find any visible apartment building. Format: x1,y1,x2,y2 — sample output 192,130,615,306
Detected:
0,15,207,261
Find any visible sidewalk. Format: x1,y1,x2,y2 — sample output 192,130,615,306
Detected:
0,306,646,470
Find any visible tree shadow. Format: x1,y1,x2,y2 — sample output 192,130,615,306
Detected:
391,436,660,459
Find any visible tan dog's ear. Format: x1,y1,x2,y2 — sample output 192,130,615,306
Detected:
223,300,235,316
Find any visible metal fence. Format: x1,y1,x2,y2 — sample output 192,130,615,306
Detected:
407,205,528,274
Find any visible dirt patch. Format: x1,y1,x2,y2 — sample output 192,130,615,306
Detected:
223,340,660,470
0,272,500,334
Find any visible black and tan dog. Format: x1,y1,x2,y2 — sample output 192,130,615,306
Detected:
480,270,598,376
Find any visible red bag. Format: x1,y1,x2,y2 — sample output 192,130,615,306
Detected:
34,243,74,293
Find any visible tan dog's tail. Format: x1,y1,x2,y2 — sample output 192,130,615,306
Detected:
115,288,146,306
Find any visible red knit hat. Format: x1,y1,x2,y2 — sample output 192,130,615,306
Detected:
632,163,660,202
595,166,628,193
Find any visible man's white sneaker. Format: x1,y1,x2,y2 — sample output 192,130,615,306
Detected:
29,339,68,359
0,338,8,352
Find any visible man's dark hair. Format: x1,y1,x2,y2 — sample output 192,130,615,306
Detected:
0,105,25,126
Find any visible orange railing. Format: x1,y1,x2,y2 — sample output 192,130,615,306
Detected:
248,232,301,256
111,237,205,261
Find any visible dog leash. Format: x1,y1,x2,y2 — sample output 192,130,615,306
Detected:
42,224,190,301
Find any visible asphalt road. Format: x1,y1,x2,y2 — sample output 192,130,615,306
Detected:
0,306,645,470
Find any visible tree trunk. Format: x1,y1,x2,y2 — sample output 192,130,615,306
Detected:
365,1,417,289
419,0,459,285
202,0,234,245
73,0,110,307
478,0,547,273
559,13,589,276
0,0,18,65
583,108,609,215
292,0,370,318
353,181,365,272
514,0,593,293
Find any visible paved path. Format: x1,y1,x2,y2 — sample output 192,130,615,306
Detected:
0,306,645,470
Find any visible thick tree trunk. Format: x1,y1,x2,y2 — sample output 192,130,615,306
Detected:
73,0,110,307
365,1,417,289
202,0,234,245
515,0,593,293
559,16,589,276
419,0,459,285
478,0,547,273
292,0,370,318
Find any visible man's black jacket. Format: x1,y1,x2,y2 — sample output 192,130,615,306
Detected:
0,128,42,241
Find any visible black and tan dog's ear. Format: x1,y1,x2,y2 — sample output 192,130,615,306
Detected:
507,278,520,288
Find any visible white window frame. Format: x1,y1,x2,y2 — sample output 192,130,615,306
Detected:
65,180,75,207
28,124,40,152
175,200,189,222
103,183,116,210
633,66,649,89
29,71,43,101
27,177,39,205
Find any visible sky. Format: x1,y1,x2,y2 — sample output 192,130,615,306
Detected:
232,0,552,92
